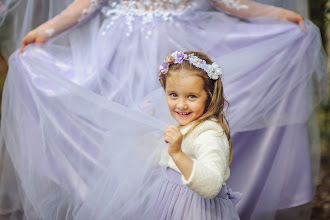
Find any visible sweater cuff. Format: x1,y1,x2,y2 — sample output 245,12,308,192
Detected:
181,159,197,185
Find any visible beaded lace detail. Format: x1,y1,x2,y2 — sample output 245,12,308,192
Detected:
78,0,104,22
99,0,254,38
216,0,249,10
45,28,55,37
101,0,194,38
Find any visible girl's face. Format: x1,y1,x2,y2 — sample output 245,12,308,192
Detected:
165,69,208,126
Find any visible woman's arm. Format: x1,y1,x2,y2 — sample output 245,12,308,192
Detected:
20,0,104,53
210,0,305,31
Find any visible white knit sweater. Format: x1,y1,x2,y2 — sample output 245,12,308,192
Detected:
159,119,230,199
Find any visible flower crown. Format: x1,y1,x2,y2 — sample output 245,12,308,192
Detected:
158,51,222,80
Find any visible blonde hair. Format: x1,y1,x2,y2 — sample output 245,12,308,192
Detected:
159,51,232,163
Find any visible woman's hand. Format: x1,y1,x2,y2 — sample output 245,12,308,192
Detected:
164,126,183,156
20,29,47,54
211,0,307,32
278,8,306,32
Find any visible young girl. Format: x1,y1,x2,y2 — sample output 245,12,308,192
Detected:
153,51,241,219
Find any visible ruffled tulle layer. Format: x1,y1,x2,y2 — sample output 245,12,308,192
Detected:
0,9,327,220
148,168,240,220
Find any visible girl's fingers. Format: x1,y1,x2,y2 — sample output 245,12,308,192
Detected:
164,132,177,144
164,127,175,137
164,126,182,143
166,126,178,132
165,131,180,141
164,133,172,144
166,126,181,134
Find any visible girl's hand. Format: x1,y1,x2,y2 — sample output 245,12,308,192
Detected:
20,29,47,54
164,126,183,156
278,8,306,32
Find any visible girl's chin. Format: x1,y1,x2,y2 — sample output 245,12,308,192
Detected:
176,118,194,126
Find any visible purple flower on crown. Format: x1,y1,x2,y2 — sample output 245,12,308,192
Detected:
159,61,169,75
173,51,188,64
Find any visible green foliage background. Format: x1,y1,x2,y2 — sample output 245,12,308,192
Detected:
309,0,329,151
309,1,329,219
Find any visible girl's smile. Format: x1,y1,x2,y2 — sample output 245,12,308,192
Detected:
165,69,208,126
177,112,190,116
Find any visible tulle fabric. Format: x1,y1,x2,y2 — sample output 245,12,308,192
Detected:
1,46,171,218
147,168,240,220
0,1,328,220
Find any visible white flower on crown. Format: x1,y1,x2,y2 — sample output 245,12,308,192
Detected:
188,55,207,69
207,63,222,80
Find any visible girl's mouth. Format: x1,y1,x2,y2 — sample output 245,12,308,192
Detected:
177,112,191,117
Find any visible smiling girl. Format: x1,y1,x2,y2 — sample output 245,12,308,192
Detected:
153,51,240,219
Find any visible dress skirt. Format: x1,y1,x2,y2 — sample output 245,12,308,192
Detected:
149,167,241,220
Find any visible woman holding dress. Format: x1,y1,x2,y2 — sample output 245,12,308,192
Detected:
0,0,327,219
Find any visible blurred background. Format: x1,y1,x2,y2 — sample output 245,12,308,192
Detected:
309,1,330,219
0,0,329,219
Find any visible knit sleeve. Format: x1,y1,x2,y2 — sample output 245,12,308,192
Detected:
181,123,230,199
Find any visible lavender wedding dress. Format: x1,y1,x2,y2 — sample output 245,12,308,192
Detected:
0,0,327,219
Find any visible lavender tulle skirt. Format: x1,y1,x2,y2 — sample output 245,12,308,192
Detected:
149,167,240,220
0,3,327,220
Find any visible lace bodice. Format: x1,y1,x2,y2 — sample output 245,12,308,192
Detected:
105,0,250,13
100,0,199,37
119,0,193,10
101,0,281,27
36,0,284,41
100,0,255,37
108,0,258,12
103,0,199,21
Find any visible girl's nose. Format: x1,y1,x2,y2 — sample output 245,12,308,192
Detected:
177,100,188,110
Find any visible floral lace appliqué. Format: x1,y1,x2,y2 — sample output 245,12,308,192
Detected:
217,0,249,10
101,0,194,38
78,0,104,22
45,28,55,38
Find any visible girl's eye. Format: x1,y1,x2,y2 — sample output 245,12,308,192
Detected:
170,93,177,98
188,95,196,99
